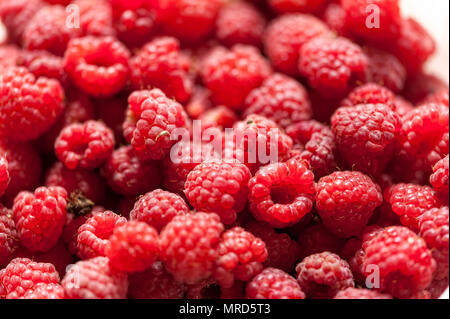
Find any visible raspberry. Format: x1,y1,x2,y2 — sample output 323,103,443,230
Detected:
63,210,100,255
430,155,449,205
130,37,193,103
0,156,9,197
248,159,315,228
321,3,348,36
159,212,224,284
104,145,161,196
0,258,60,299
198,106,238,131
427,278,450,299
403,72,449,105
244,73,312,129
13,186,67,252
316,171,383,238
426,89,450,107
0,67,65,141
214,227,267,288
64,36,131,97
341,83,396,109
106,221,159,273
201,45,271,110
21,283,64,299
269,0,325,14
331,103,401,176
392,96,414,117
246,268,305,299
116,8,156,48
264,13,331,76
31,240,74,277
55,120,115,170
363,226,436,298
0,45,20,71
0,0,42,44
74,0,115,37
77,211,127,259
128,262,186,299
418,207,449,280
62,257,128,299
334,287,392,299
185,160,251,225
215,2,266,48
0,205,19,267
299,37,369,98
296,252,354,299
123,89,190,161
130,189,189,232
297,223,345,261
95,95,127,144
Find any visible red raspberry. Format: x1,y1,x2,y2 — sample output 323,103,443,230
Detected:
331,103,401,176
185,85,212,119
106,221,159,273
297,223,345,261
426,89,449,107
215,2,266,48
130,37,193,103
198,106,238,131
269,0,325,13
95,96,127,143
63,209,102,255
159,212,224,284
430,155,449,205
21,283,64,299
31,240,73,277
77,211,127,259
0,45,20,71
341,83,396,109
55,120,115,170
244,73,312,129
418,207,449,280
392,96,414,117
128,261,186,299
13,186,67,252
0,0,42,44
246,268,305,299
62,257,128,299
104,145,161,196
363,226,436,298
299,37,369,98
0,156,9,197
0,205,19,267
116,8,156,48
130,189,189,232
0,258,60,299
123,89,190,161
74,0,115,37
316,171,383,238
296,252,354,299
214,227,267,288
264,13,331,76
403,72,449,105
248,159,315,228
0,67,65,141
321,3,348,37
334,287,392,299
64,36,130,97
428,278,450,299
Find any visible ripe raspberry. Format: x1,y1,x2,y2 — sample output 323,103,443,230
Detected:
198,106,238,131
77,211,127,259
426,89,449,107
201,45,271,110
297,223,345,261
215,2,266,48
363,226,436,298
296,252,354,299
0,205,19,267
341,83,396,109
299,37,369,98
74,0,115,37
130,37,193,103
123,89,189,161
269,0,325,13
264,13,331,76
0,67,65,141
403,72,449,105
63,209,101,255
104,146,161,196
331,103,401,176
130,189,189,232
244,73,312,129
427,278,450,299
246,268,305,299
430,155,449,205
0,156,9,197
0,258,60,299
21,283,64,299
321,3,348,37
62,257,128,299
418,207,449,280
248,159,315,228
55,120,115,170
116,8,156,48
0,0,42,44
334,287,392,299
64,36,130,97
13,186,67,252
392,96,414,117
0,45,20,71
31,240,73,277
159,212,224,284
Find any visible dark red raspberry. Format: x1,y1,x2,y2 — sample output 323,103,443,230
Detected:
123,89,190,161
299,37,369,98
392,96,414,117
296,252,354,299
55,120,115,170
64,36,130,97
341,83,396,109
269,0,325,13
0,205,19,267
246,268,305,299
0,67,65,141
264,13,331,76
116,8,156,48
334,287,392,299
297,223,345,261
13,186,67,252
1,258,60,299
248,159,315,228
74,0,115,37
430,155,449,205
95,96,127,144
198,106,238,131
159,212,224,284
185,277,224,299
77,211,127,259
244,73,312,129
21,283,64,299
30,240,73,277
426,89,449,107
427,278,449,299
332,103,401,176
128,261,186,299
215,2,266,48
0,156,9,197
130,37,193,103
363,226,436,298
62,256,128,299
403,72,449,105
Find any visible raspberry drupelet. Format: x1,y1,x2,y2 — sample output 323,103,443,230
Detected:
0,156,9,197
334,288,392,299
21,283,64,299
246,268,305,299
430,155,449,205
0,205,19,267
16,50,67,86
248,159,315,228
341,83,396,109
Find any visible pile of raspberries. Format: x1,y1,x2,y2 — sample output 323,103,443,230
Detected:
0,0,449,300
